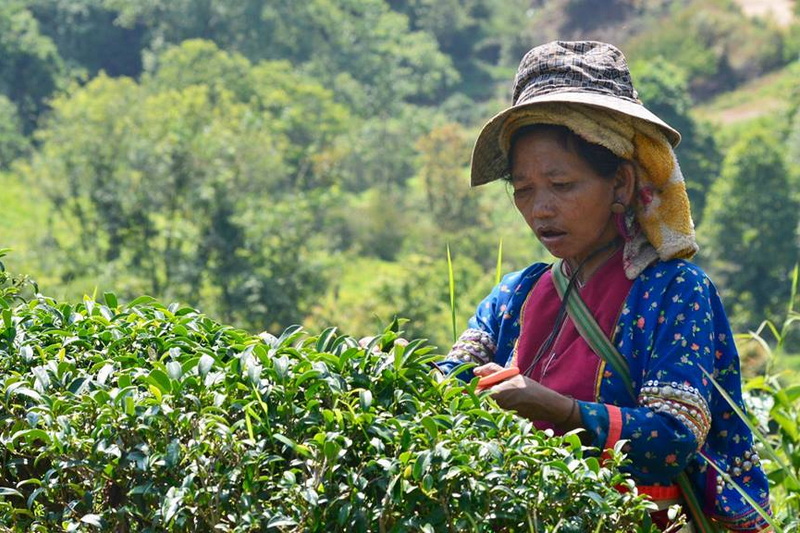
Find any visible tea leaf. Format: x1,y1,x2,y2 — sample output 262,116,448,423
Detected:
413,451,432,480
359,389,373,411
198,354,215,376
0,487,23,498
80,514,102,527
11,428,51,445
421,416,438,442
147,369,172,394
316,327,338,353
103,292,118,309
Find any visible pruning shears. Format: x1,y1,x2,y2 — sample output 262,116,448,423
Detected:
476,367,520,391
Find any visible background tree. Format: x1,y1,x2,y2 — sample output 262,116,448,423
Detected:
27,40,348,331
0,1,64,132
699,127,799,329
782,93,800,199
25,0,145,78
0,95,29,168
0,0,798,346
624,1,785,99
416,124,481,233
104,0,459,114
385,0,531,100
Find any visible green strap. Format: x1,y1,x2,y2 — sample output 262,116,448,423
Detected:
551,261,636,400
551,260,718,533
677,473,717,533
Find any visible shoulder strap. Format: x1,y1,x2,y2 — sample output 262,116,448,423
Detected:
551,259,719,533
551,260,636,400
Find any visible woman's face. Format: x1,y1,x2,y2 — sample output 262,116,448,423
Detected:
510,129,627,267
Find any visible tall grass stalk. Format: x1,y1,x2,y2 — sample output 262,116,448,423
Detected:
495,238,504,286
699,448,782,532
703,365,797,480
701,368,786,532
705,263,800,529
447,244,457,344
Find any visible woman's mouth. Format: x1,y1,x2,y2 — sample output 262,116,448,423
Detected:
537,228,566,243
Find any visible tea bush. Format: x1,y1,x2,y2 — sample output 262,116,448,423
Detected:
0,291,661,531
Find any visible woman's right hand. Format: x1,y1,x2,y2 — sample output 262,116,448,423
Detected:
473,364,583,433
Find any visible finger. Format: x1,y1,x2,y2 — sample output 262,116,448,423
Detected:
474,363,504,376
490,374,524,392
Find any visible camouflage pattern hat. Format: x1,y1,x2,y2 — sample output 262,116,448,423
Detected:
470,40,681,186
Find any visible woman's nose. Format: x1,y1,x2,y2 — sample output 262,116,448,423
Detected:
530,192,556,219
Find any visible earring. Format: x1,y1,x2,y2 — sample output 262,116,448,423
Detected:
614,205,637,242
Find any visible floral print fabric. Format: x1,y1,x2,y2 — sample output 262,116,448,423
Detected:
442,259,770,531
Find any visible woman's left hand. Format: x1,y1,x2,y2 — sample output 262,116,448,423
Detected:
487,373,580,430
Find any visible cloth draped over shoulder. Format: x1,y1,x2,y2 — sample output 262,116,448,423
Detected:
498,103,698,279
442,259,771,531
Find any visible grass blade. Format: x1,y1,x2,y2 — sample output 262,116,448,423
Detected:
740,329,778,375
495,238,504,286
788,263,798,316
700,366,799,489
778,263,799,350
447,244,457,344
699,450,781,532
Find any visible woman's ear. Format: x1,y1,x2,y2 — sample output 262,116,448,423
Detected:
613,162,636,206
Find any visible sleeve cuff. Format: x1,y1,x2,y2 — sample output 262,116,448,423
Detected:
577,402,623,451
604,405,623,449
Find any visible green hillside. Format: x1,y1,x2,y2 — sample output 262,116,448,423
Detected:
693,61,800,128
0,0,798,344
0,171,56,288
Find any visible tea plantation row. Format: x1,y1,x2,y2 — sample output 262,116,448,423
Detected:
0,291,662,531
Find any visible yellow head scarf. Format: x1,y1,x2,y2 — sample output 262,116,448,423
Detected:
499,102,698,279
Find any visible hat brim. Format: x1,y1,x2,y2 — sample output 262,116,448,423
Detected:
470,91,681,187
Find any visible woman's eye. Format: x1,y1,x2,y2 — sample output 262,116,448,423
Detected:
513,188,533,200
552,181,572,190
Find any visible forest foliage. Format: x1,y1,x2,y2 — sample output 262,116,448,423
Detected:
0,0,799,350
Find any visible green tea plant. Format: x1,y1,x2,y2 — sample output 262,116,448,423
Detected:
0,249,37,306
0,290,664,532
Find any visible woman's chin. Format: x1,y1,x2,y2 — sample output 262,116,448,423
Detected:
538,240,572,260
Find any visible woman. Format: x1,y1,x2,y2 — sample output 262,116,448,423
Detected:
441,41,771,531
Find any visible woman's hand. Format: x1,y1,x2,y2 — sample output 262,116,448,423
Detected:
473,365,581,430
492,374,570,424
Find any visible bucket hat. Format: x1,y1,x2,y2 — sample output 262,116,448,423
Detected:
470,40,681,186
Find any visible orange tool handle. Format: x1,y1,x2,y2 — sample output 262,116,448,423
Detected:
476,367,520,390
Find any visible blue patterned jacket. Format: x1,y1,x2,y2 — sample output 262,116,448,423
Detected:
442,259,771,531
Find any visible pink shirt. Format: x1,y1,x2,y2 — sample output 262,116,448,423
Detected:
512,248,633,432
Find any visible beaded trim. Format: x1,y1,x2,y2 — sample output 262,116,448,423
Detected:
715,446,763,494
446,328,497,365
714,447,770,530
639,379,711,447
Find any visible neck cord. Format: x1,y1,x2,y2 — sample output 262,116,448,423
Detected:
521,237,621,377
